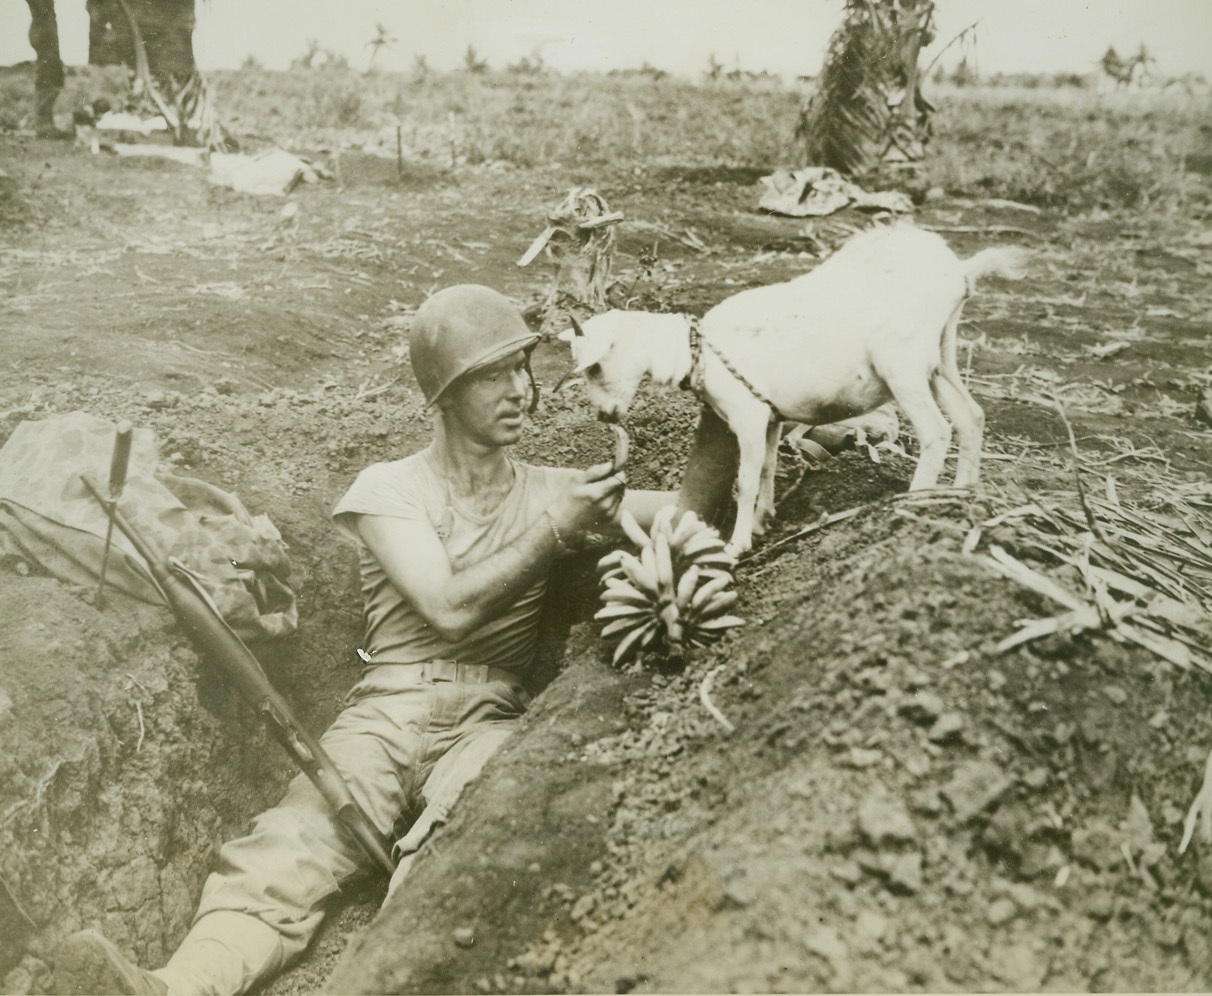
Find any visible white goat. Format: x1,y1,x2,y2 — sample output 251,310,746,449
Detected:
560,224,1027,554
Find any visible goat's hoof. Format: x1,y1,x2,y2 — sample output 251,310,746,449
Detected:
754,514,777,536
724,541,749,560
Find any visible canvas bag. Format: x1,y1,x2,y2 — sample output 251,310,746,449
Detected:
0,412,297,642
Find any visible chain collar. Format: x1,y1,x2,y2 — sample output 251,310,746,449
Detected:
678,317,704,393
677,317,782,423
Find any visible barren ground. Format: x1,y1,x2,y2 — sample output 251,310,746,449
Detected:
2,68,1212,995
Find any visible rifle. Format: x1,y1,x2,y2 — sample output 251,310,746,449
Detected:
81,469,396,876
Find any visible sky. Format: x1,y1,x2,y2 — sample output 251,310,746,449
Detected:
4,0,1212,81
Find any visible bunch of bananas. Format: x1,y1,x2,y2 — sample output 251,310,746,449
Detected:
595,506,744,666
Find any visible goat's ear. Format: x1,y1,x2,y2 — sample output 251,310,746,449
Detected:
570,336,611,372
557,328,575,344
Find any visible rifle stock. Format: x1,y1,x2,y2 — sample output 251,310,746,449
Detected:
81,473,395,875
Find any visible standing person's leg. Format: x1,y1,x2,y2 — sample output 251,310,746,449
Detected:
677,404,738,527
24,0,65,135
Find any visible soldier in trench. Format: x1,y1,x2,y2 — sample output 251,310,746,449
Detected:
53,285,683,995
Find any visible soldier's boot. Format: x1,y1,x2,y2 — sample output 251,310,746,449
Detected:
156,911,285,995
54,930,167,996
55,912,284,996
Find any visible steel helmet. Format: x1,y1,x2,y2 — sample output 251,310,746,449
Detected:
408,285,540,408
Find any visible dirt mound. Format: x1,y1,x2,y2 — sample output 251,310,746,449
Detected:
327,457,1212,993
0,576,290,991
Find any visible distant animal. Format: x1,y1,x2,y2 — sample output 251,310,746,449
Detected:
560,224,1027,554
72,98,111,154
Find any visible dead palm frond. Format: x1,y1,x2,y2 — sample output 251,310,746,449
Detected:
797,0,936,175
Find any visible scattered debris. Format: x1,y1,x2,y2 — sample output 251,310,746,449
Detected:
974,480,1212,673
698,665,735,734
132,699,145,752
209,149,320,196
518,187,622,325
782,403,902,466
96,110,170,140
113,144,205,166
1196,389,1212,428
1086,341,1132,359
1180,747,1212,854
748,505,866,564
0,412,298,642
924,224,1034,237
949,197,1044,215
757,167,913,218
627,221,710,254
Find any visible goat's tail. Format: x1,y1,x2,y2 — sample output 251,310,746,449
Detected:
962,246,1029,286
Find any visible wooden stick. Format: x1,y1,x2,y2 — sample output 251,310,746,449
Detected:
699,666,735,734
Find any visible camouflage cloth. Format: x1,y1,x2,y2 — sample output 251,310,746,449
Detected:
0,411,296,642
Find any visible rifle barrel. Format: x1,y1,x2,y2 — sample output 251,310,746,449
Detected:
80,473,396,875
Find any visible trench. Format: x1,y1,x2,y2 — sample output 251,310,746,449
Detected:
0,372,684,993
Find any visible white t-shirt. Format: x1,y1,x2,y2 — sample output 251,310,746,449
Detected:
333,450,574,671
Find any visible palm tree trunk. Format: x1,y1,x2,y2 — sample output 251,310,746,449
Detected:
123,0,196,87
798,0,936,175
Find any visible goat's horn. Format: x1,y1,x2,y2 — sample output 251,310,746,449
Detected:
570,316,585,337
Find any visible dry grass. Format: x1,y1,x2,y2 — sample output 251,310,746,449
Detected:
3,62,1207,215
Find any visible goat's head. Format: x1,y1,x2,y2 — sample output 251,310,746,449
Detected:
558,310,691,422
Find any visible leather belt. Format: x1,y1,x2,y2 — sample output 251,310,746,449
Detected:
373,660,522,685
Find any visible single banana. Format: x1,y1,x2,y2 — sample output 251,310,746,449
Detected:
602,615,652,638
653,529,675,601
690,574,732,612
694,614,745,632
675,564,702,609
639,543,659,586
603,578,652,606
597,549,624,572
669,510,703,550
651,504,677,541
678,530,728,560
609,423,630,475
694,589,738,619
595,602,651,621
687,550,737,572
659,602,684,655
618,508,652,549
612,617,659,665
619,550,659,595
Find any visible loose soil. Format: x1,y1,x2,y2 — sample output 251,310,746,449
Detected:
2,105,1212,995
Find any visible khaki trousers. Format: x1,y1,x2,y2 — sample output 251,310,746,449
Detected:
155,664,528,995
